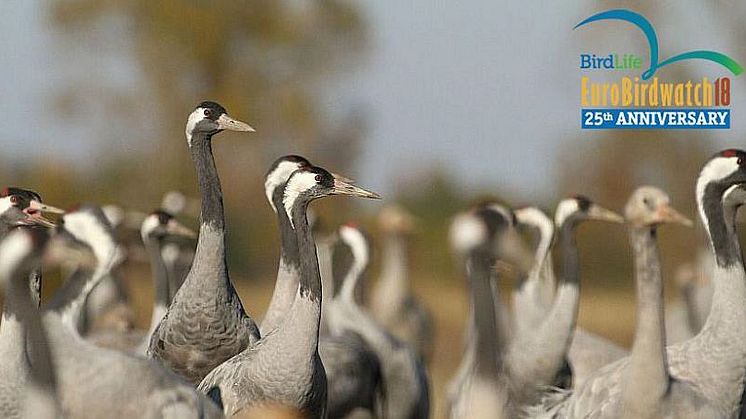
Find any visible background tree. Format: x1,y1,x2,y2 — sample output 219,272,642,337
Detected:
47,0,369,275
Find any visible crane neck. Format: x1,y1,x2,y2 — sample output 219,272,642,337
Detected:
339,247,367,304
6,261,57,394
622,225,669,413
145,238,170,332
317,238,336,335
161,243,185,301
0,272,29,373
537,231,554,280
528,221,555,280
45,244,118,335
467,250,502,380
558,220,580,286
317,238,336,302
190,134,225,229
0,266,42,356
700,182,742,268
525,218,582,379
686,181,746,407
260,185,302,334
292,201,323,306
272,199,321,354
185,133,230,290
274,185,301,270
378,233,410,301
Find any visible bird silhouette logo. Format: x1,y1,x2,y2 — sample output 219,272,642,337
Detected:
575,9,743,80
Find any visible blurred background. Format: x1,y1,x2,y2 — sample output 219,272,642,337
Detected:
2,0,746,416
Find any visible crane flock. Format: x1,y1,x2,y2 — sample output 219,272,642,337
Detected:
1,101,746,418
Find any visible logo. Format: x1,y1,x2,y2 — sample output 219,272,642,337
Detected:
575,9,742,129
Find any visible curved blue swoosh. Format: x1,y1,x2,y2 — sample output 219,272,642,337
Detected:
659,50,743,76
575,9,743,79
574,9,659,79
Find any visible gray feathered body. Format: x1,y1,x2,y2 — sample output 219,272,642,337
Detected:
44,311,223,419
0,315,26,419
327,298,429,419
198,193,329,417
566,329,627,388
148,272,259,385
148,136,261,385
321,333,384,419
197,299,327,417
371,235,434,363
532,266,745,419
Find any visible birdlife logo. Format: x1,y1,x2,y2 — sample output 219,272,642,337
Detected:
576,9,742,129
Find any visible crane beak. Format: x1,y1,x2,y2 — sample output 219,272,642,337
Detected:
18,212,56,229
588,204,624,224
217,113,255,132
165,218,197,239
27,200,66,215
331,173,356,184
20,200,65,228
656,204,693,227
331,176,381,199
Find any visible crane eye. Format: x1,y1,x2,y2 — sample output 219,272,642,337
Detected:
738,157,743,166
203,109,212,117
315,175,322,182
9,195,18,204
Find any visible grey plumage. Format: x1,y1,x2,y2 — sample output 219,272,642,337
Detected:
255,155,384,418
512,207,556,339
530,151,746,418
199,166,378,416
370,205,434,364
327,223,430,419
0,190,64,419
87,211,196,355
148,102,260,385
0,240,56,418
84,205,135,335
566,330,627,389
160,191,199,302
666,248,713,344
47,208,223,419
259,155,311,335
504,197,623,406
446,204,516,419
511,205,627,389
321,332,384,419
2,207,223,419
0,228,60,419
319,233,386,419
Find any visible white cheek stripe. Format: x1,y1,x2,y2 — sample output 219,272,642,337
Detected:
724,184,746,206
185,108,205,145
555,199,580,227
450,213,487,254
265,162,302,213
0,232,32,283
140,215,161,243
339,226,370,266
0,197,13,215
516,207,554,235
696,156,739,230
282,172,318,229
64,213,116,263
